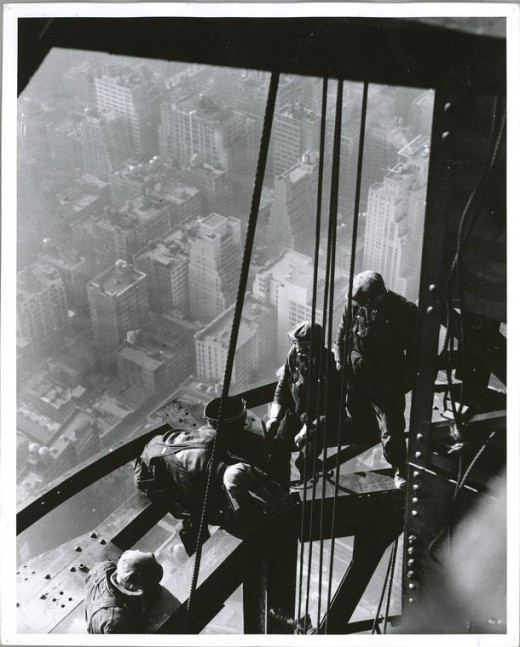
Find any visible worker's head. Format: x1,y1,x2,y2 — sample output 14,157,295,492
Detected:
204,396,247,438
351,271,387,306
288,321,323,363
112,550,163,596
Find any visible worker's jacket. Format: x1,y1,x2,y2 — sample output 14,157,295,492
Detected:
334,290,417,388
274,345,341,424
84,562,148,634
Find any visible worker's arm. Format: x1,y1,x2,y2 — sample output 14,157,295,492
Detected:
334,305,349,369
266,358,291,437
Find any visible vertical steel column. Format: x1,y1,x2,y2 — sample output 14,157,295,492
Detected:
243,553,267,633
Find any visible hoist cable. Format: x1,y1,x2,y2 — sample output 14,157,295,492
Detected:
183,71,280,632
297,77,328,634
325,81,369,632
382,538,398,634
371,538,396,634
317,79,343,632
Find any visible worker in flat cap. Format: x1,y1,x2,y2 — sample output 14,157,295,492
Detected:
84,550,163,634
334,271,417,489
266,321,341,488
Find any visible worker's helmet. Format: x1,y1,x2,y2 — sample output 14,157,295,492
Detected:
351,271,387,304
287,321,323,346
204,395,247,431
113,550,163,596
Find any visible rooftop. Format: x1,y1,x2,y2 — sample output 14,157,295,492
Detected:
17,264,63,300
196,296,270,346
89,260,146,296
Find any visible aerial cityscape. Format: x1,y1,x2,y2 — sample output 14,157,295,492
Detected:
16,49,433,605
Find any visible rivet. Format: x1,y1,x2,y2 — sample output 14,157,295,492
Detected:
69,566,76,572
428,283,437,293
45,574,51,579
443,102,452,112
413,470,420,478
16,603,20,608
74,546,82,552
426,306,435,315
68,597,73,602
52,598,56,602
31,571,36,575
408,534,417,543
407,571,415,578
407,558,415,567
90,532,98,539
411,510,419,517
40,594,46,600
99,538,106,545
412,484,420,491
415,451,422,458
416,433,424,440
408,597,415,604
412,497,419,504
61,604,65,608
407,547,415,555
441,131,450,140
408,583,417,590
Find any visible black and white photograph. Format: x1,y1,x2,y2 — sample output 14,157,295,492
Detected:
1,3,518,643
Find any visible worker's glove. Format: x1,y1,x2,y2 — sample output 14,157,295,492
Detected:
294,425,308,449
336,361,343,372
265,417,280,439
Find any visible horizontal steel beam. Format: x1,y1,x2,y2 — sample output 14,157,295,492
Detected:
18,18,505,97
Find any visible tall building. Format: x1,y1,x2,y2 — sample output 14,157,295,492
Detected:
133,233,190,314
93,195,171,264
271,103,320,176
363,135,430,300
17,263,69,353
409,90,435,138
194,296,275,391
46,119,83,175
80,107,132,180
252,249,348,358
267,151,319,258
93,63,162,158
180,158,233,217
188,213,241,323
63,59,100,108
87,260,149,356
38,239,90,310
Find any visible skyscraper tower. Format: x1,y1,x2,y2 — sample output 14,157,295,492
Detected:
188,213,241,323
271,103,320,176
363,135,430,300
93,64,162,158
267,151,318,258
87,260,149,356
17,263,69,353
81,107,132,180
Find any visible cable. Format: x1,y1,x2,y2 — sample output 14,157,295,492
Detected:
382,538,398,634
325,80,369,633
297,76,328,635
183,71,280,632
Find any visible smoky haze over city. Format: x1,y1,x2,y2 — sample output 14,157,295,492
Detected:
16,48,433,628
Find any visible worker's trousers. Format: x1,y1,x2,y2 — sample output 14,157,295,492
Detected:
346,351,408,471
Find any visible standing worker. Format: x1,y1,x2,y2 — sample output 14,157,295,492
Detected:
334,271,417,489
266,321,341,488
84,550,163,634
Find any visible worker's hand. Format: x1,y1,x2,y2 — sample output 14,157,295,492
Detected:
265,417,279,439
294,425,308,449
336,361,343,372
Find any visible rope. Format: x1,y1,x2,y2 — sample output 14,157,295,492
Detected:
371,537,398,634
317,78,343,632
297,77,328,634
382,538,398,634
183,71,280,632
325,81,369,632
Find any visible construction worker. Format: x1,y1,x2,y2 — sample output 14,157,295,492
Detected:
334,271,417,489
266,321,341,488
84,550,163,634
135,396,292,553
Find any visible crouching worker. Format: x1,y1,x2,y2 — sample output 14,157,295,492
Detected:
85,550,163,634
266,321,341,488
135,396,292,554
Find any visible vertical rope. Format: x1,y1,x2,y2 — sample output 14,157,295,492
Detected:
316,79,343,632
297,77,328,634
325,81,369,631
382,538,398,634
183,71,280,632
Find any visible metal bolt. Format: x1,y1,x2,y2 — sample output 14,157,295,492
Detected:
408,597,415,604
415,451,422,458
40,594,46,600
411,510,419,517
408,534,417,543
99,538,106,545
416,433,424,440
443,102,452,112
413,470,420,478
407,570,415,578
74,546,82,552
69,566,76,572
45,574,51,580
408,583,417,590
442,131,450,139
412,497,419,504
90,532,98,539
428,283,437,293
407,547,415,555
412,484,420,491
426,306,435,315
407,559,415,567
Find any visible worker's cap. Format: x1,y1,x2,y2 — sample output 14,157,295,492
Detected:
204,396,247,429
113,550,163,596
351,271,387,304
288,321,323,345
